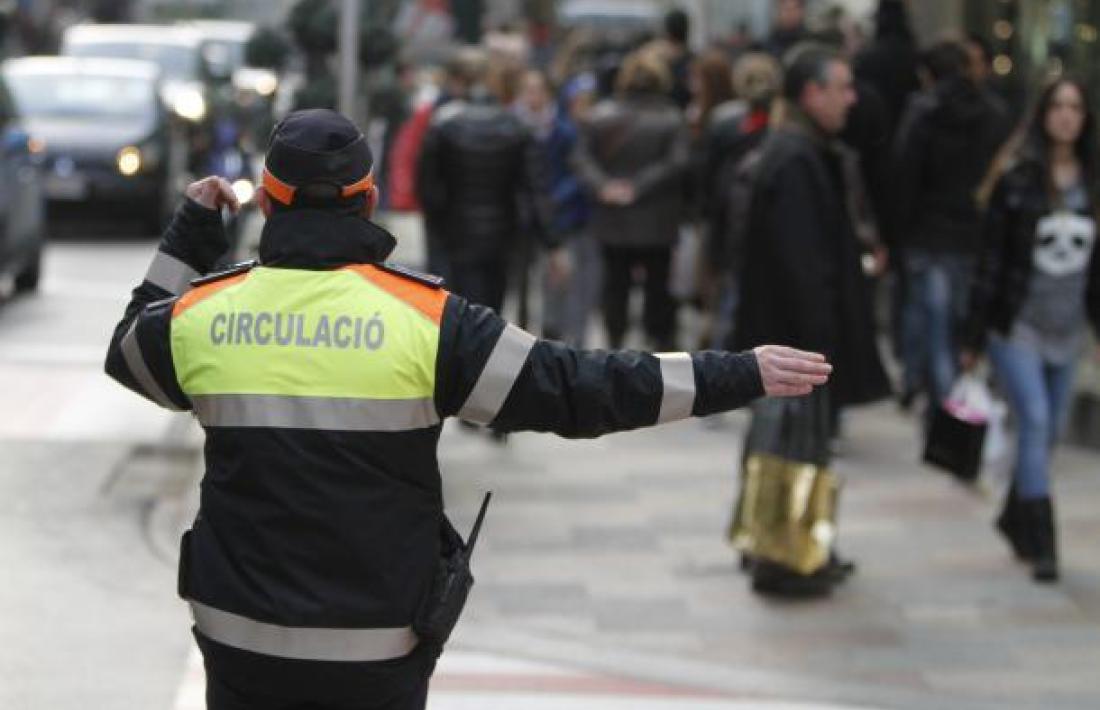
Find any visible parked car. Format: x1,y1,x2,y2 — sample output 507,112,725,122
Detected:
0,70,45,294
2,56,187,233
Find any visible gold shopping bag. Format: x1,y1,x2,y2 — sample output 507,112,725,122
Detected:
728,452,841,575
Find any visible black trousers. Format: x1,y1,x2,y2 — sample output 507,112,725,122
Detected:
198,631,436,710
601,245,676,350
447,258,508,314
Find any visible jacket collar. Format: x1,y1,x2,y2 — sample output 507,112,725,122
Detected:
775,101,832,149
258,209,397,269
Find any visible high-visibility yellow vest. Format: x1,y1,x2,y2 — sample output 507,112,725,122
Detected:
170,264,447,431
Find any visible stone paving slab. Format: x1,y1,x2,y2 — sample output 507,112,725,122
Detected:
440,402,1100,709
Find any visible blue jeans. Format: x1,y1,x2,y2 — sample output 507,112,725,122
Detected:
901,251,975,403
988,335,1076,500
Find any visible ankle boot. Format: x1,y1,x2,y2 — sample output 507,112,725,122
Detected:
1023,497,1059,583
995,483,1034,560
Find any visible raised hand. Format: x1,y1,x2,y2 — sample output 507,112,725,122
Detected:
185,176,241,213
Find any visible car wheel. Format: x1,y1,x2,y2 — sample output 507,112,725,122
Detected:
14,245,42,293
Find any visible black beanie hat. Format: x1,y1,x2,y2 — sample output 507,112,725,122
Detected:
263,109,374,206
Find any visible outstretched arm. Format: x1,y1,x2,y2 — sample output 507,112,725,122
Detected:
435,297,830,439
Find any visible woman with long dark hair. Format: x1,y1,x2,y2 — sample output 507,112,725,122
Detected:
963,78,1100,582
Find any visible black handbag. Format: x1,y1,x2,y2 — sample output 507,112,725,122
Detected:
923,403,986,483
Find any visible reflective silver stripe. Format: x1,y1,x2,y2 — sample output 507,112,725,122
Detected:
189,600,418,662
191,394,440,431
144,250,200,295
458,324,536,424
120,319,182,410
656,352,695,424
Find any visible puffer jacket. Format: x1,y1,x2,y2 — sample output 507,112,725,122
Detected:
416,94,553,263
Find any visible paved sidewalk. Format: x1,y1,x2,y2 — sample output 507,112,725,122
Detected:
437,403,1100,710
169,402,1100,709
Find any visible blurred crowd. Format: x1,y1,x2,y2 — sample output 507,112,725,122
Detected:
389,0,1100,591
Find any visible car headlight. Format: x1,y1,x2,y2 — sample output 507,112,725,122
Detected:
172,88,207,122
254,72,278,97
231,178,255,206
117,146,142,176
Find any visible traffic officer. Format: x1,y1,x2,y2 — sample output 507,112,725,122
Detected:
105,108,831,710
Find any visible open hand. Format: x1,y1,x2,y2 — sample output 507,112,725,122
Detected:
754,345,832,397
185,176,241,213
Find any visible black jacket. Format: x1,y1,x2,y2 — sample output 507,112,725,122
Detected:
892,78,1010,254
416,94,553,263
700,101,768,272
964,158,1100,350
105,199,764,688
734,116,890,407
853,35,920,136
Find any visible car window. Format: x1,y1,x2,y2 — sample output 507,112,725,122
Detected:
5,73,156,120
67,40,198,81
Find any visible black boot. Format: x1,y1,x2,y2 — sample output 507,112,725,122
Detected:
1023,497,1059,583
995,483,1034,561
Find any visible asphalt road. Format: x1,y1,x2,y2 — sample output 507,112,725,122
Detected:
0,233,194,709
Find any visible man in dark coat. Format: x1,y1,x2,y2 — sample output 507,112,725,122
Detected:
734,45,890,596
736,46,889,410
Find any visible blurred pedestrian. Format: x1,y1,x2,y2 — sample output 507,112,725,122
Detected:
681,49,735,324
660,8,694,110
962,78,1100,583
965,32,1023,121
516,69,599,345
572,50,690,350
702,52,781,352
687,49,736,142
761,0,808,60
734,44,890,596
853,0,920,137
416,48,565,316
892,40,1011,409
